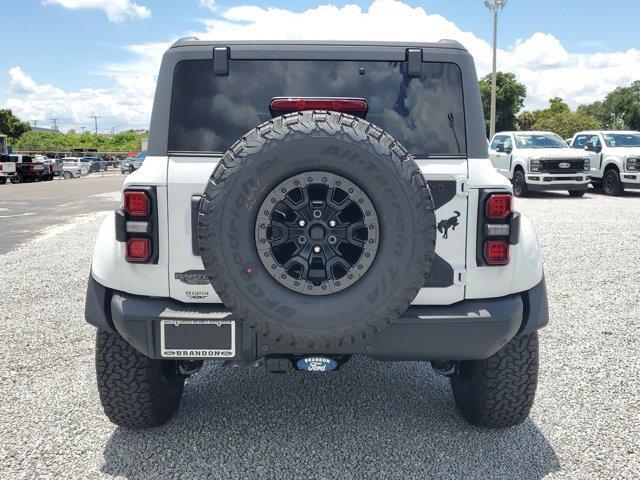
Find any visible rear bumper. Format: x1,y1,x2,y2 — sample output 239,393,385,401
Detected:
85,276,549,362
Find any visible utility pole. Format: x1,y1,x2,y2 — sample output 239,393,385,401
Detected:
90,115,100,134
31,120,39,129
51,118,58,131
80,126,86,134
484,0,508,139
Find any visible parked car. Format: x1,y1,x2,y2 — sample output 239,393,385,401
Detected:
81,156,107,173
9,154,46,183
489,131,591,197
86,39,549,430
569,130,640,195
120,159,133,174
0,154,18,184
61,157,90,176
131,151,147,170
34,155,60,180
56,159,84,179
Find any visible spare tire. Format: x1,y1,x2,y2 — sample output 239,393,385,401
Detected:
198,111,436,348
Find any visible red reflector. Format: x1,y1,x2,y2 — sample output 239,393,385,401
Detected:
486,193,512,220
124,191,150,217
269,97,368,114
484,240,510,265
125,237,151,263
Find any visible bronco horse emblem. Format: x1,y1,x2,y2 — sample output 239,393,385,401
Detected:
437,211,461,239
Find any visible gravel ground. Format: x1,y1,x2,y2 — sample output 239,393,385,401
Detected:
0,189,639,479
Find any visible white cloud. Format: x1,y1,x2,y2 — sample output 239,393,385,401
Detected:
192,0,640,110
42,0,150,22
6,67,152,132
198,0,217,12
6,0,640,132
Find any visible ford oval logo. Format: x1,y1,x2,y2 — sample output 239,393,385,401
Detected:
297,357,338,372
559,162,571,169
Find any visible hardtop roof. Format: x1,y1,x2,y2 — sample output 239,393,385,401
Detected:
169,38,467,51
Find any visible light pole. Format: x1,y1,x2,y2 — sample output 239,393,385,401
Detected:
484,0,508,139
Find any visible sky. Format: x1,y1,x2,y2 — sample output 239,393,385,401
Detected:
1,0,639,133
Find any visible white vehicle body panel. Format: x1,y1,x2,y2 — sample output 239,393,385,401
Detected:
62,157,90,175
0,159,16,176
570,131,640,185
91,154,543,306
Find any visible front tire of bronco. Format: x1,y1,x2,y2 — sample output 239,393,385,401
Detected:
449,332,538,428
96,329,185,428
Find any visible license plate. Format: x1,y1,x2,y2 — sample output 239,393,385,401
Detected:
160,320,235,358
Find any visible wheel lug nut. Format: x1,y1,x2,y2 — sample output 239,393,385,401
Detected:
298,219,306,227
328,236,337,245
329,220,336,227
298,236,307,244
313,210,322,219
313,245,321,253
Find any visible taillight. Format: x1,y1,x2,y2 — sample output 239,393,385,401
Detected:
118,187,157,264
270,97,368,116
29,164,35,172
485,193,512,220
123,191,150,217
478,191,516,267
484,240,510,265
125,238,151,263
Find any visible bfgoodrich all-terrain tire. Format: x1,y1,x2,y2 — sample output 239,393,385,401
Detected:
450,332,539,428
96,329,185,428
198,111,436,349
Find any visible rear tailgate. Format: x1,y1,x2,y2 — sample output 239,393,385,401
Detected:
0,161,16,174
166,156,468,306
166,54,469,305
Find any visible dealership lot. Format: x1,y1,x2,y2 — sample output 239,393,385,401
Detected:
0,175,124,254
0,182,638,479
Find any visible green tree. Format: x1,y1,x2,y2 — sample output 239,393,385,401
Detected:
0,109,31,142
601,81,640,130
531,98,601,139
14,129,148,153
479,72,527,136
577,81,640,130
516,111,535,131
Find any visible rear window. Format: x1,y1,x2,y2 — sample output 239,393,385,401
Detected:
168,59,466,156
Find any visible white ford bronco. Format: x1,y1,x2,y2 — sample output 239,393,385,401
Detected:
85,39,549,429
569,130,640,195
489,131,591,197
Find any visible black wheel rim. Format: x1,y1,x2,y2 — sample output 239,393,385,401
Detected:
604,172,614,193
514,173,523,195
256,171,380,296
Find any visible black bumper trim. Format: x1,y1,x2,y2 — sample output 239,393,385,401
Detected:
527,183,588,191
85,274,114,333
518,276,549,336
89,277,549,362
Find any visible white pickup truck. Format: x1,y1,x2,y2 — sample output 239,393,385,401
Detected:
0,135,17,184
569,131,640,195
489,131,591,197
0,154,17,184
